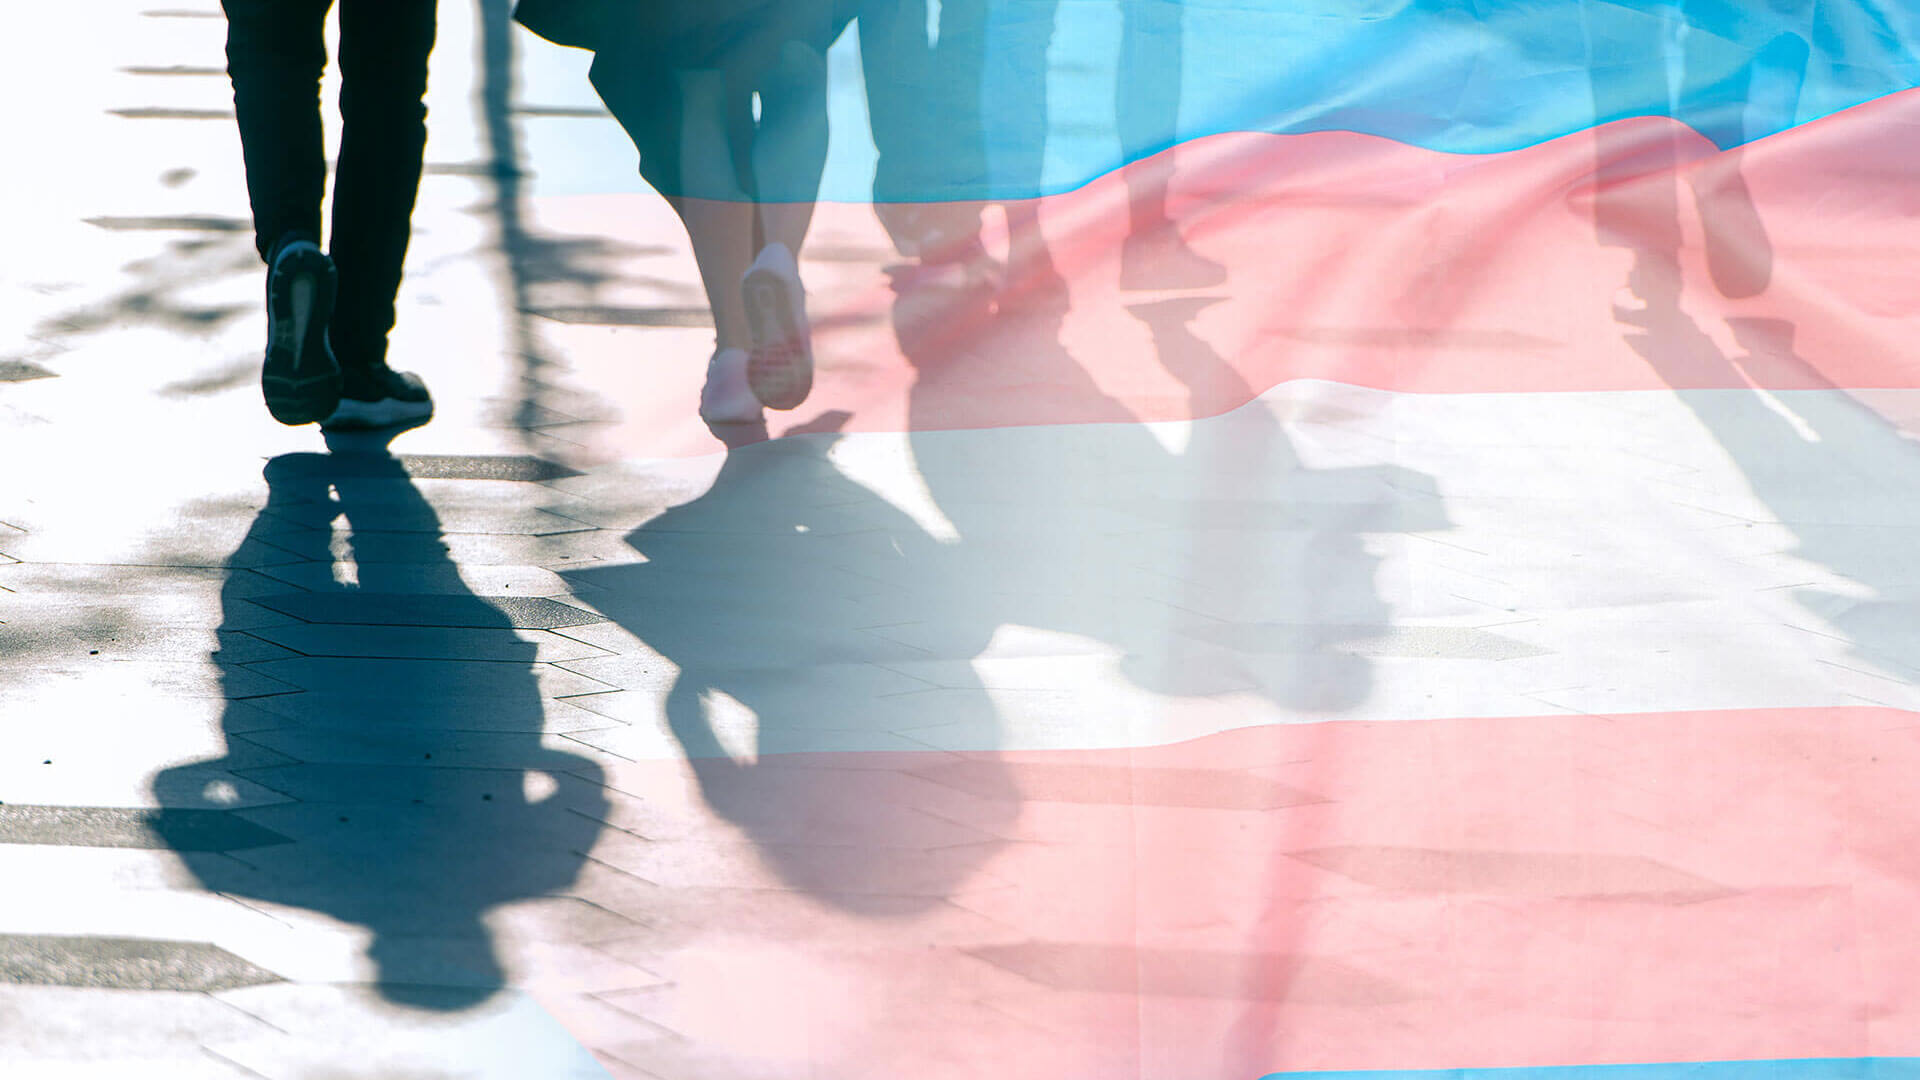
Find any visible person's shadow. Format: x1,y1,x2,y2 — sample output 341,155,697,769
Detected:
1615,275,1920,683
864,201,1451,1061
151,433,608,1009
562,413,1019,914
891,266,1444,718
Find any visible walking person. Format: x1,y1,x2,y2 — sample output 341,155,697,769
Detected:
223,0,437,429
516,0,855,425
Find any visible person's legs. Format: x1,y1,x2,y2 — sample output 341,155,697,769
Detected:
590,49,762,421
1116,0,1224,289
590,9,841,419
317,0,437,428
670,66,760,352
1677,0,1803,299
859,0,925,209
1581,0,1683,317
1117,0,1181,235
329,0,436,374
861,0,985,261
736,13,840,412
749,38,829,257
224,0,343,425
588,44,756,350
223,0,329,259
994,0,1066,305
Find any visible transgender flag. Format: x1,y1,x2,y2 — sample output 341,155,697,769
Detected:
509,3,1920,1077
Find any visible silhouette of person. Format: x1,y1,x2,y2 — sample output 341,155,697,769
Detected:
517,1,860,426
1575,5,1920,731
152,438,607,1008
563,416,1018,912
875,213,1448,1077
221,0,437,430
883,215,1441,721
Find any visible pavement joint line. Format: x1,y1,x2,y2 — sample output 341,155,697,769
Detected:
201,1044,278,1079
555,736,640,766
566,804,652,840
235,630,309,658
221,769,307,805
868,661,955,690
1815,656,1915,686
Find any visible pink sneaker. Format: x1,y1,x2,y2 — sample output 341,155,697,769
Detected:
741,242,813,410
699,347,761,424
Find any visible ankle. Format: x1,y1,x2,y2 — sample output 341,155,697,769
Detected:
268,230,321,263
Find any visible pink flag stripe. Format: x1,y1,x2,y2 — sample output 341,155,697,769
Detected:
540,704,1920,1079
528,87,1920,461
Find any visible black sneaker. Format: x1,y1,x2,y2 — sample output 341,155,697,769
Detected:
320,363,434,430
262,235,342,425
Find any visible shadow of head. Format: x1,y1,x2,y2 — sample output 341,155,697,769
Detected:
149,447,609,1011
563,429,1018,913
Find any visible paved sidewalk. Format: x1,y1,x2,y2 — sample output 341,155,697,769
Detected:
9,4,1920,1080
0,5,674,1076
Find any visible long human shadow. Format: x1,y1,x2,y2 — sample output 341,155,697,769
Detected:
561,417,1018,914
1614,267,1920,682
151,438,608,1009
878,221,1450,1065
892,268,1446,716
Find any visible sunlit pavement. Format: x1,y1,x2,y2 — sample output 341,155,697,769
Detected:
9,4,1920,1079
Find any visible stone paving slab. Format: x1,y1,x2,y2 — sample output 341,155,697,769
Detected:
206,984,619,1080
0,984,280,1068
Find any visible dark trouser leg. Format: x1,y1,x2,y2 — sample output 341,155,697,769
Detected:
329,0,437,371
858,0,926,204
587,51,682,196
1117,0,1182,232
223,0,331,261
997,0,1059,273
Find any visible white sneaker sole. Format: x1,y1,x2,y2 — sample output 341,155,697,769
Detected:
321,395,434,431
742,266,813,411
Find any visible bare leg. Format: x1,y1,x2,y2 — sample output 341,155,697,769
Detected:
749,39,830,257
669,69,758,351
